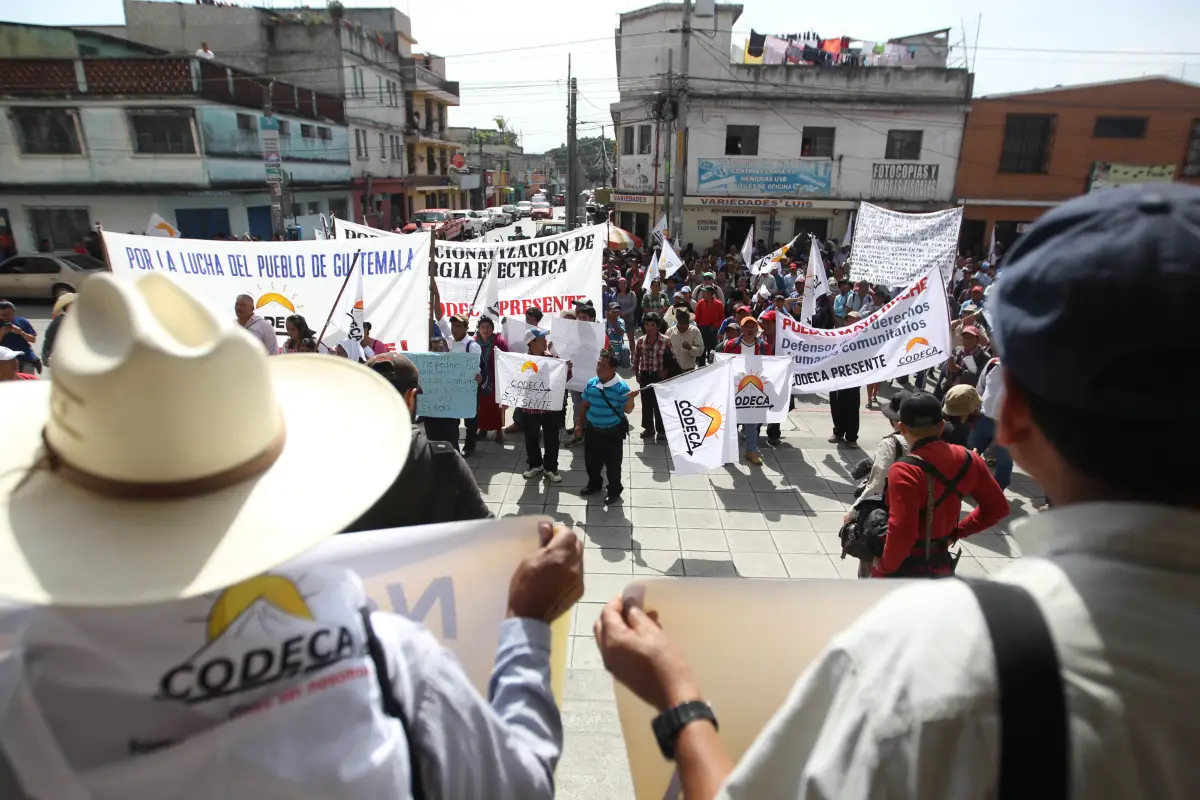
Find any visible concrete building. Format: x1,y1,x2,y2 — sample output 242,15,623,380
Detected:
611,3,971,248
0,30,351,249
447,126,523,208
954,77,1200,256
83,1,462,228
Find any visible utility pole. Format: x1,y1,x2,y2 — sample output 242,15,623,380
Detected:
263,80,285,240
566,55,578,231
669,0,692,246
662,49,673,238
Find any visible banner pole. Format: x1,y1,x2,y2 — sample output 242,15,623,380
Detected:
316,249,361,350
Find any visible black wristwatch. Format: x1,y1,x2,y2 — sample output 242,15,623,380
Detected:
652,700,718,760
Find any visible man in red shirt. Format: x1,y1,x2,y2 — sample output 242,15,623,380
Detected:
0,346,37,381
693,286,724,365
874,392,1008,577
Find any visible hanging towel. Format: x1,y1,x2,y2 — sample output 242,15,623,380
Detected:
743,38,764,65
747,29,766,58
785,43,805,64
821,38,842,55
763,35,788,64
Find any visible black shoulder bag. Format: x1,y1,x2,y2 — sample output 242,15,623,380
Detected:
596,384,630,437
964,580,1070,800
360,608,427,800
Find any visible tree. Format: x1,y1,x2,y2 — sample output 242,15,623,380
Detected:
545,136,616,189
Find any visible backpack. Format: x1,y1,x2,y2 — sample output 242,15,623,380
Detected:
887,449,973,575
840,435,905,561
428,440,460,524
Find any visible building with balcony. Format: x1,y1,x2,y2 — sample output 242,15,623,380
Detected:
448,126,530,208
954,77,1200,256
0,36,351,248
84,0,423,228
611,3,971,248
399,54,463,212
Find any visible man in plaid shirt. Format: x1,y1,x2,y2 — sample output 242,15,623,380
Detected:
641,277,670,315
632,311,673,441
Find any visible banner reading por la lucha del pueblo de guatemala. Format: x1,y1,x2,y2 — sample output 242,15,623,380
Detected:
102,230,431,352
333,218,604,321
777,264,951,394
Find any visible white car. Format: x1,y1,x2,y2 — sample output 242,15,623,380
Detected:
486,207,512,227
450,209,486,238
515,201,533,218
0,252,106,300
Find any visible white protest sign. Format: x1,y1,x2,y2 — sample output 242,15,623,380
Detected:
614,578,901,800
550,318,606,392
712,353,792,424
494,350,568,411
655,360,739,474
777,265,951,394
848,202,962,287
334,217,604,321
0,517,571,703
102,230,431,353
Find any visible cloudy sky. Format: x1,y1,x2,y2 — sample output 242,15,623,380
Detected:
10,0,1200,152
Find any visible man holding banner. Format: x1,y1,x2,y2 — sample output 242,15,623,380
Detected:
0,272,584,799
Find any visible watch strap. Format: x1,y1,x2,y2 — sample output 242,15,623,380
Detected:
652,700,717,760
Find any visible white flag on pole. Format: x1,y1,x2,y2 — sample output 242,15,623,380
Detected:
750,235,799,275
641,248,662,293
712,353,793,424
987,224,997,265
659,238,684,279
843,211,854,246
652,214,668,243
740,225,755,267
799,236,831,325
656,360,738,475
322,261,365,357
145,213,181,238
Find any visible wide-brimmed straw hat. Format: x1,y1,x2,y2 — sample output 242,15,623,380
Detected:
0,272,411,606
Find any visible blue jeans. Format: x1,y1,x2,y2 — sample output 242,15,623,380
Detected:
969,415,1012,490
742,423,761,453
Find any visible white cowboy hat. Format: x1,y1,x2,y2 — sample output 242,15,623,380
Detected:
0,272,411,607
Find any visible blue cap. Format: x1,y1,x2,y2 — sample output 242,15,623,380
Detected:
524,326,550,346
990,183,1200,416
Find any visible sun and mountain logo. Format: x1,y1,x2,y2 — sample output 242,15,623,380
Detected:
152,220,180,238
905,337,930,352
255,291,297,314
520,361,540,374
675,399,724,455
157,574,359,705
734,371,773,409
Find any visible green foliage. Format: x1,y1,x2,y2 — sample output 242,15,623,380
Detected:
545,136,616,188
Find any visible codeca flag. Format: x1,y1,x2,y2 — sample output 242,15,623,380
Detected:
656,359,739,475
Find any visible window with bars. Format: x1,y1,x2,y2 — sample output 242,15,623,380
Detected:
999,114,1056,174
12,108,83,155
1182,119,1200,177
128,110,196,155
1093,116,1147,139
801,127,835,158
885,129,923,160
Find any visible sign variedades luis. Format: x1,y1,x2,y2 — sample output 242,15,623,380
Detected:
102,230,431,352
332,218,604,320
778,265,951,394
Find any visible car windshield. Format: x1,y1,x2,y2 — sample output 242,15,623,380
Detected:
412,211,447,223
59,254,107,271
533,203,550,209
503,206,517,212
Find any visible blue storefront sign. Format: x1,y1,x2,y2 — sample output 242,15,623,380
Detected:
696,158,832,196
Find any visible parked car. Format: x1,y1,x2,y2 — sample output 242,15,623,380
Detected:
515,201,533,218
486,207,512,227
450,209,487,238
530,201,553,221
532,193,547,204
0,252,106,300
402,209,466,240
502,204,521,222
535,220,568,238
475,209,497,231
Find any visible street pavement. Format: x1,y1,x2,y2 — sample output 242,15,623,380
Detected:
468,381,1045,800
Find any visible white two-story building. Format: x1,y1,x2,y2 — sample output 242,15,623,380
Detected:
611,3,971,249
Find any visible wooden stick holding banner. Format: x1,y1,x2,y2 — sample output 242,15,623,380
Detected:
315,249,362,350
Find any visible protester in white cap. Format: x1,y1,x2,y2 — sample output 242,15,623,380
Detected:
0,346,35,382
0,273,583,799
